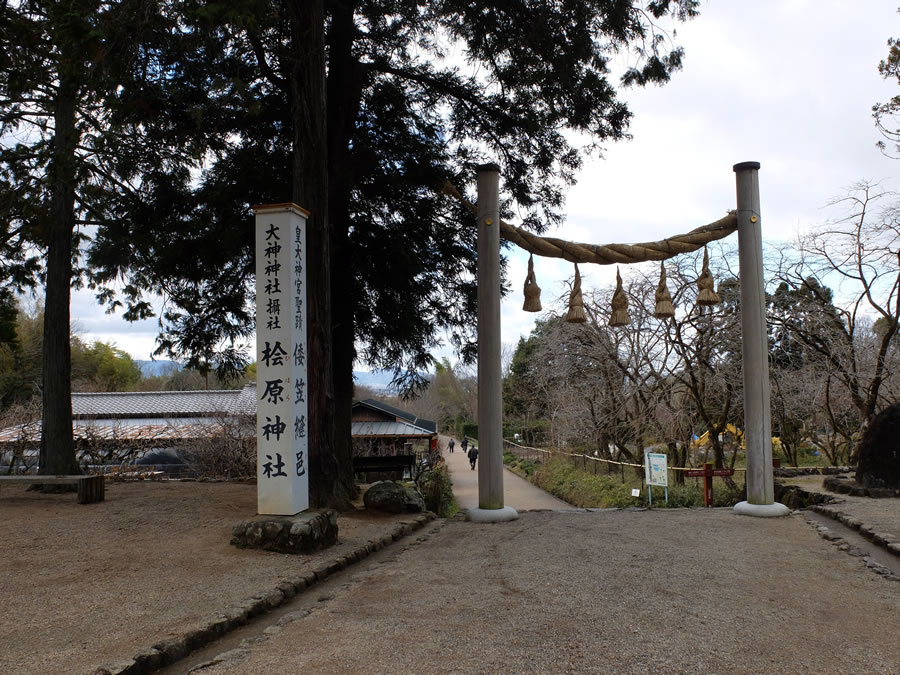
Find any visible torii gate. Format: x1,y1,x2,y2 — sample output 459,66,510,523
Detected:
462,161,790,522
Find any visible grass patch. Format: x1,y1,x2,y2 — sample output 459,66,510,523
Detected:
503,451,539,477
529,456,745,509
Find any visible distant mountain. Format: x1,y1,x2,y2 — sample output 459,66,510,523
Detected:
136,360,182,377
134,361,411,388
353,369,396,392
353,369,432,393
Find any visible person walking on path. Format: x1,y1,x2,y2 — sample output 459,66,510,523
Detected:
448,438,455,453
461,437,468,454
468,446,478,470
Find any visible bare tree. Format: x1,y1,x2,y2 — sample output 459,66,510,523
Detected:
768,183,900,462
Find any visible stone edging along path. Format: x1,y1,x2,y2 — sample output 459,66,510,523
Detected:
776,481,900,581
94,512,436,675
776,482,900,561
807,503,900,558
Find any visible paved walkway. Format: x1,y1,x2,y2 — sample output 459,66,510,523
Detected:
442,436,571,511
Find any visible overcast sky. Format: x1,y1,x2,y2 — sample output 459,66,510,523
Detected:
70,0,900,365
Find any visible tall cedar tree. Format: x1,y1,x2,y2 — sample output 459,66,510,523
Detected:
0,1,179,475
85,1,699,507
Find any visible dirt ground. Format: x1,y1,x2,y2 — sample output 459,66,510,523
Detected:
0,479,413,674
3,475,899,674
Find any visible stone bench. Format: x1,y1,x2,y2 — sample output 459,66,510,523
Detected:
0,474,105,504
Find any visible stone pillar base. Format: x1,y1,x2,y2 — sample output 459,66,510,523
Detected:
231,509,337,553
467,506,519,523
733,501,791,518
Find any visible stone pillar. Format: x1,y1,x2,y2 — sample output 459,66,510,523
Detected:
732,163,789,518
470,164,517,523
254,203,310,516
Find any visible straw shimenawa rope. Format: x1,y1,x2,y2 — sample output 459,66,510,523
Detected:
441,180,738,265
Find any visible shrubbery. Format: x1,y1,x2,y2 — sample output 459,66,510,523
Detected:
181,417,256,479
503,450,541,478
416,462,457,517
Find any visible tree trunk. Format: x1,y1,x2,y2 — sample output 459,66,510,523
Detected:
287,0,347,509
39,59,80,478
327,0,365,503
668,441,685,484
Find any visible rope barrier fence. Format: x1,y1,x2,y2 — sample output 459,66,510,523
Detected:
501,438,835,474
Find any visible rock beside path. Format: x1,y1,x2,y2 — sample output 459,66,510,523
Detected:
363,481,426,513
230,509,338,554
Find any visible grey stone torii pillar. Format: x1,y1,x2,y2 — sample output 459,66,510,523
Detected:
732,162,790,517
468,163,518,523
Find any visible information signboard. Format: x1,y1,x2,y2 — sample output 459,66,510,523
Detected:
645,452,668,487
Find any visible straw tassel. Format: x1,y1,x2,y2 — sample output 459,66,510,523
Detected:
566,264,586,323
522,253,542,312
608,267,631,327
654,262,675,319
696,247,721,306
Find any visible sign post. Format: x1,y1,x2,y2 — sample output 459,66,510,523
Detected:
644,452,668,505
254,203,309,516
685,463,734,507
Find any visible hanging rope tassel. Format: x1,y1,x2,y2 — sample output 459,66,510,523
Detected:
609,266,631,327
696,246,721,307
522,253,542,312
654,261,675,319
566,263,586,323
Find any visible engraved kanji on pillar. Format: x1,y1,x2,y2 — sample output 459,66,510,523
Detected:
254,203,309,515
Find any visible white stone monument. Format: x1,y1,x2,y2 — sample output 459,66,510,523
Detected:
253,203,309,515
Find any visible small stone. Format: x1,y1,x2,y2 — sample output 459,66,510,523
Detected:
151,637,187,663
132,648,163,671
210,648,250,665
92,661,139,675
290,521,312,537
258,589,284,609
263,521,284,538
277,609,311,626
222,606,250,627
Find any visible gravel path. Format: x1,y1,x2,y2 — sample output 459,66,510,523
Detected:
4,463,897,673
194,508,900,674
